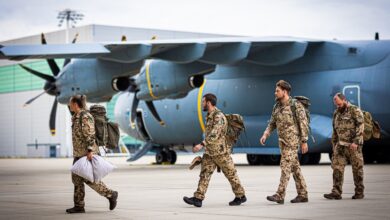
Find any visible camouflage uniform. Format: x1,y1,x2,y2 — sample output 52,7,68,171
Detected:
265,98,308,199
71,110,114,208
331,104,365,196
194,107,245,200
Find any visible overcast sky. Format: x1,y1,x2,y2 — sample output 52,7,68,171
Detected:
0,0,389,42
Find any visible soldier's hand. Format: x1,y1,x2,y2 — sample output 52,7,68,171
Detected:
301,143,308,154
193,144,203,153
260,135,267,146
350,143,358,151
86,151,93,161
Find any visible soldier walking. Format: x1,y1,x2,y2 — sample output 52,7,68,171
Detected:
66,95,118,214
260,80,309,204
183,93,246,207
324,93,365,200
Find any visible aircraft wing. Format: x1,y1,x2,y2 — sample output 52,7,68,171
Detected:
0,37,322,66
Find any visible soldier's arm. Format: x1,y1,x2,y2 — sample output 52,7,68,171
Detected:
81,114,97,153
331,112,338,146
296,102,309,143
204,113,227,146
352,108,364,145
264,107,277,137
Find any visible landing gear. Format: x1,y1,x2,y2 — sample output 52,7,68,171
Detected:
155,149,177,164
246,154,280,165
247,154,263,165
262,155,281,165
247,153,321,165
299,153,321,165
166,150,177,164
155,151,167,164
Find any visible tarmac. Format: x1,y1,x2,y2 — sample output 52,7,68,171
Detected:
0,154,389,220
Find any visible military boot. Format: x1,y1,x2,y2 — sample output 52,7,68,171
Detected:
229,195,247,206
183,196,202,207
352,194,364,199
266,194,284,204
108,191,118,210
66,206,85,214
323,192,342,200
290,195,308,203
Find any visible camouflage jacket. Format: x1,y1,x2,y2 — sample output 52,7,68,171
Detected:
71,110,98,157
265,97,309,147
332,104,364,147
204,107,228,156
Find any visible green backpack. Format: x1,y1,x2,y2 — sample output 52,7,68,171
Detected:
360,110,381,141
225,114,246,152
81,105,120,149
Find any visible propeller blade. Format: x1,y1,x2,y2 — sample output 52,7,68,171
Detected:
130,94,140,129
19,64,55,82
23,90,47,107
49,98,58,136
145,101,165,126
63,33,79,67
41,33,60,76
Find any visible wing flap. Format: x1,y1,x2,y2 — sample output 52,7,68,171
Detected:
0,44,110,60
0,37,318,65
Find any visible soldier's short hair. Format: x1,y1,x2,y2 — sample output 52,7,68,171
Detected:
70,95,87,109
335,92,347,100
276,80,292,93
203,93,217,106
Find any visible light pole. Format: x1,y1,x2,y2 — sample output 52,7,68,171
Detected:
57,9,84,43
57,9,83,157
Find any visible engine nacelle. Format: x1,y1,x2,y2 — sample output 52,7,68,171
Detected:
112,76,131,91
136,60,214,101
56,59,143,104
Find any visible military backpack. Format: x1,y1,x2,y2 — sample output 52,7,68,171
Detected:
224,114,246,153
357,109,381,141
290,96,315,143
80,105,120,149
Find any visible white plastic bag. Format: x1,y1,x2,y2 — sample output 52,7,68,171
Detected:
91,155,115,182
70,156,94,182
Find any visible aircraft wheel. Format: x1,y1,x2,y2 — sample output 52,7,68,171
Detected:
308,153,321,164
247,154,262,165
166,150,177,164
299,153,310,165
155,151,167,164
362,147,375,164
262,155,280,165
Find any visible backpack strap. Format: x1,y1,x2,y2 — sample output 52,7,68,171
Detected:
79,110,86,128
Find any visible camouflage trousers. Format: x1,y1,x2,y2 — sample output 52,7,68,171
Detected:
194,153,245,200
72,157,114,208
331,144,364,196
276,143,308,199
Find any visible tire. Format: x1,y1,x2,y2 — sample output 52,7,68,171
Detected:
263,155,280,165
155,151,167,164
308,153,321,165
299,153,310,165
247,154,262,165
167,150,177,164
